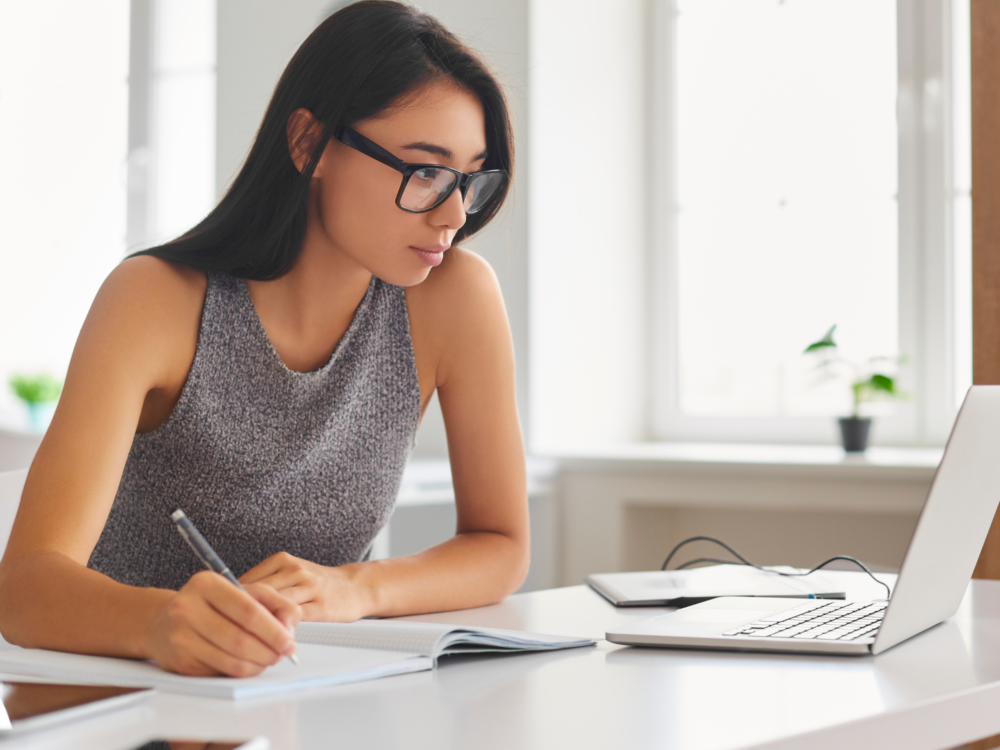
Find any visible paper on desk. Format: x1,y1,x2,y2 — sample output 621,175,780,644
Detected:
295,620,595,664
0,644,431,700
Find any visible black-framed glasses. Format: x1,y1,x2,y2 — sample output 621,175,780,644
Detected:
334,126,506,214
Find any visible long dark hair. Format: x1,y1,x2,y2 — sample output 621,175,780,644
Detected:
133,0,514,280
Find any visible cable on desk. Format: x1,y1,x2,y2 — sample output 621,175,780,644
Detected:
660,535,892,600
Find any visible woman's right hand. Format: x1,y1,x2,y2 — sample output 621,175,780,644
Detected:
147,570,301,677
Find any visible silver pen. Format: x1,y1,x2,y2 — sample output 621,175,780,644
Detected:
170,509,300,666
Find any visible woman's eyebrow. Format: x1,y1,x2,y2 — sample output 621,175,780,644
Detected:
400,141,489,161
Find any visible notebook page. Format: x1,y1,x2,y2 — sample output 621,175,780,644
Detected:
0,644,431,700
295,621,451,656
435,628,595,654
295,621,596,662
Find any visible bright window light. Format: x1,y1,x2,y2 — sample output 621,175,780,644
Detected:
147,0,217,246
675,0,898,417
0,1,129,423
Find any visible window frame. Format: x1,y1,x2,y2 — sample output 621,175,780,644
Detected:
649,0,959,448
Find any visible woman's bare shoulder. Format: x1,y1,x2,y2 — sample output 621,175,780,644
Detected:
102,255,207,309
405,247,511,385
406,246,503,324
81,256,207,383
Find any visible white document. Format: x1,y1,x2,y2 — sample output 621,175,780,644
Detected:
295,620,594,665
0,644,430,700
0,621,594,700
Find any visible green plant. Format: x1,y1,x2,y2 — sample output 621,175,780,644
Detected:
803,325,904,418
8,373,63,404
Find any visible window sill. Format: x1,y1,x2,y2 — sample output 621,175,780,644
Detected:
397,457,558,507
543,442,943,482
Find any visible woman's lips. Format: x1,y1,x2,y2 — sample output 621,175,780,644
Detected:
411,245,447,267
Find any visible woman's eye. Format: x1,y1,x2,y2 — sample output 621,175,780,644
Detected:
413,168,439,182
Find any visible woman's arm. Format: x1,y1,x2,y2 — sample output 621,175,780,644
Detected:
240,249,530,620
0,258,300,674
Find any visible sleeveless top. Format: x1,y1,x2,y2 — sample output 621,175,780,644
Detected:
87,273,421,591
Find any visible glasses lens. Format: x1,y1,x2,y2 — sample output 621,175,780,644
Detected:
463,172,505,214
400,168,458,211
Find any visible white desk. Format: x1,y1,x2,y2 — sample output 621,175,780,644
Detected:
4,575,1000,750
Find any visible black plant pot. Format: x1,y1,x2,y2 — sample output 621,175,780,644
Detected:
838,417,872,452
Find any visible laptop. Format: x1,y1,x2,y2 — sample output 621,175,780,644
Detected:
607,385,1000,656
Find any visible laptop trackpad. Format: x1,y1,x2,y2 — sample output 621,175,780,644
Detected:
640,598,798,635
647,608,757,635
663,608,758,625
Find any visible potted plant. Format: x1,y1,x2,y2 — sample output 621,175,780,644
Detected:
8,373,63,432
803,326,903,452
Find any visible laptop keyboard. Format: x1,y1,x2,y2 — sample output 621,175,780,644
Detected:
722,600,888,641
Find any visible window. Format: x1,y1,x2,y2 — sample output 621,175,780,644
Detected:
127,0,217,251
0,2,129,427
0,1,217,431
651,0,967,446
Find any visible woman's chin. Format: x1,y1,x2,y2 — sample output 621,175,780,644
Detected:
374,264,435,288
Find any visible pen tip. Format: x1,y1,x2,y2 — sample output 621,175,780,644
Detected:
289,653,300,666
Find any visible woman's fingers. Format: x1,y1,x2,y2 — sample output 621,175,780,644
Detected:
194,595,287,667
182,626,270,678
248,577,317,608
238,553,322,613
238,551,295,585
243,582,305,631
151,571,303,677
245,565,313,591
198,576,299,659
297,599,329,622
238,560,277,585
181,571,298,656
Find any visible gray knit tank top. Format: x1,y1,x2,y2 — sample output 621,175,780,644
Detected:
88,273,421,591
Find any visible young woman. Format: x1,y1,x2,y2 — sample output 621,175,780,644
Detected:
0,1,528,678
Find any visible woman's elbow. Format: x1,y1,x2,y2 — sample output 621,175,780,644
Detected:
0,563,31,647
497,531,531,598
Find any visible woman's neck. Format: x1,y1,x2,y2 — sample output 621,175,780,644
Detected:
245,239,373,373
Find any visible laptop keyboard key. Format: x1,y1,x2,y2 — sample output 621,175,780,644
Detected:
753,626,795,637
724,600,888,640
760,604,825,622
816,630,850,640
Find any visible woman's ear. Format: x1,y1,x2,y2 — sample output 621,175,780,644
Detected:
286,108,325,175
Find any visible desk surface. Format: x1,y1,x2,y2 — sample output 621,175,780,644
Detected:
4,575,1000,750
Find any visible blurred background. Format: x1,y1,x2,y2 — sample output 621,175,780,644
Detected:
0,0,971,589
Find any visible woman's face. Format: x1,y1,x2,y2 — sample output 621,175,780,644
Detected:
307,78,489,287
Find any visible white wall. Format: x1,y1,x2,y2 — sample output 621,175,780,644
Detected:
0,431,41,473
528,0,651,450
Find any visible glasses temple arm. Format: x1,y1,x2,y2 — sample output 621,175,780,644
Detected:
335,126,407,173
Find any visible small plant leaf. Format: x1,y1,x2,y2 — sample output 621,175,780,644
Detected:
804,325,838,354
869,373,895,394
8,373,63,404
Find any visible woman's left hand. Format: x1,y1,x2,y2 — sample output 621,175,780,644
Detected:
239,552,366,622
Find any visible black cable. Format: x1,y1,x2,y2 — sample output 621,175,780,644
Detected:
661,536,755,571
674,557,748,570
660,535,892,599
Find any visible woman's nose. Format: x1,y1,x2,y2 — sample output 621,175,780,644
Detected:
430,185,468,230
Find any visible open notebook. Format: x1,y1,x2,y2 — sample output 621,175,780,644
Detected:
0,621,594,700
